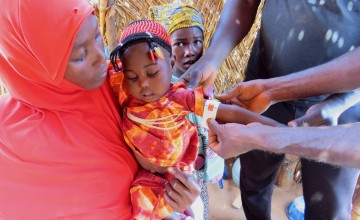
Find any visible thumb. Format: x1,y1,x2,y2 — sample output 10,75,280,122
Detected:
207,118,220,132
215,87,239,101
185,71,201,90
288,116,310,127
179,70,190,83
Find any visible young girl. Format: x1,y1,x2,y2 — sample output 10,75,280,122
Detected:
149,4,222,219
109,20,282,219
149,4,205,79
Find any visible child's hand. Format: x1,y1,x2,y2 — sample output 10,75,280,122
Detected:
164,167,200,213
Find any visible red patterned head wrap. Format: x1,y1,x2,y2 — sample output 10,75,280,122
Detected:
110,20,171,70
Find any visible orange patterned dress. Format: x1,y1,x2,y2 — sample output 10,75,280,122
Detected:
109,65,204,219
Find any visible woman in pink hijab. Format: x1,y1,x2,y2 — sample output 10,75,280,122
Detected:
0,0,200,219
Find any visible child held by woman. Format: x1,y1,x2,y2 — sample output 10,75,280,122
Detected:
108,20,281,219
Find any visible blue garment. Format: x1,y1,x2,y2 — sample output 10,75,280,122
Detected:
171,75,225,183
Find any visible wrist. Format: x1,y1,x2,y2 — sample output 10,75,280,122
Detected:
203,46,228,70
256,126,288,154
263,75,302,103
260,78,280,105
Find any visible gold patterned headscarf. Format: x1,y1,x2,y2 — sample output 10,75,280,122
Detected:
149,3,204,35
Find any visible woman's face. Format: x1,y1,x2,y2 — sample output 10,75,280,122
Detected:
64,15,107,89
121,42,172,102
170,27,204,75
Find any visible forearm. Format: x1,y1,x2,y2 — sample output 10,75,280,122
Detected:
265,47,360,103
217,103,283,127
204,0,261,69
258,123,360,168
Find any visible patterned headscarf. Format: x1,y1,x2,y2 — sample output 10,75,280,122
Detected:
149,4,204,35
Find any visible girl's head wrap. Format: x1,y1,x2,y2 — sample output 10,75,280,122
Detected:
149,4,204,35
110,20,171,71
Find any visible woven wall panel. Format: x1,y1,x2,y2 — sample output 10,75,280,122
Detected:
93,0,264,94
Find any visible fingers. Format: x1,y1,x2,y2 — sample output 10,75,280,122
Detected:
215,86,239,101
288,114,315,127
288,112,324,127
164,168,200,212
167,168,199,193
179,69,200,91
288,119,302,127
230,99,248,109
164,181,188,212
207,118,220,133
185,71,201,90
202,71,217,91
207,119,221,154
179,68,190,81
180,61,218,91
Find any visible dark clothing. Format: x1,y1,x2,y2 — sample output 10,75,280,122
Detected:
248,0,360,78
241,1,360,219
247,0,360,104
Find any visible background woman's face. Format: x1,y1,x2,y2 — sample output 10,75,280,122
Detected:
170,27,204,74
64,15,107,89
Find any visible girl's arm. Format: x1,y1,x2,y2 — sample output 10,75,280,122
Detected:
216,103,284,127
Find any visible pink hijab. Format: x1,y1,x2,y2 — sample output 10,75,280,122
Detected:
0,0,137,219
